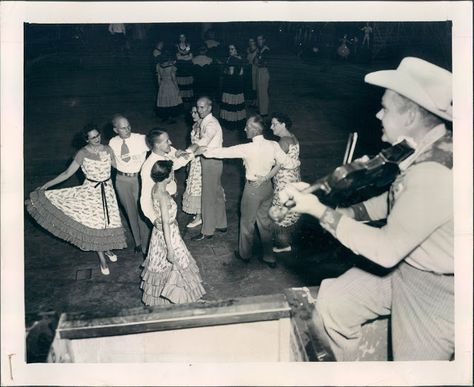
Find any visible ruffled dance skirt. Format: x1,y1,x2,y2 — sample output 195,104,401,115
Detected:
140,221,205,306
26,188,127,252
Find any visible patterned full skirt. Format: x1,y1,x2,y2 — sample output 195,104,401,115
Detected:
182,158,202,215
26,180,127,251
141,220,205,306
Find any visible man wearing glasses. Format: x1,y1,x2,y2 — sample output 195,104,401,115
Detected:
109,114,150,256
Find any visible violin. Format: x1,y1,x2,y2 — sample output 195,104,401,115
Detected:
269,139,415,222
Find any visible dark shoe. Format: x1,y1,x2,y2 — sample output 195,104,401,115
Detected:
216,227,227,233
260,257,277,269
234,251,250,263
134,246,142,253
191,233,213,241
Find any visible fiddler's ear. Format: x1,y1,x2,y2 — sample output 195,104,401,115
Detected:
404,107,417,127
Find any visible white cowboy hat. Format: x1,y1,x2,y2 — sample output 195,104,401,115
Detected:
364,57,452,121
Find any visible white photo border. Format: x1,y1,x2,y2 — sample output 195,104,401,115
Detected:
1,1,472,386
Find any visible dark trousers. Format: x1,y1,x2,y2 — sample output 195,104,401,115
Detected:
239,180,274,263
200,158,227,236
256,67,270,115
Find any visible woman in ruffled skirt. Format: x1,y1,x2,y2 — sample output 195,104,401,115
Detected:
267,113,301,253
175,33,194,102
182,106,203,229
25,124,127,275
141,160,206,306
220,44,247,130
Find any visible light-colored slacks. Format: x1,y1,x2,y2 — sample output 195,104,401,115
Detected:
239,180,274,263
315,262,454,361
200,158,227,236
115,174,151,254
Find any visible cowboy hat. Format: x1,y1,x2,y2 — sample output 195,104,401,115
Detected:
364,57,452,121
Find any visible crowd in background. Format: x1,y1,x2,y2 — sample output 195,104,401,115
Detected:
149,29,272,130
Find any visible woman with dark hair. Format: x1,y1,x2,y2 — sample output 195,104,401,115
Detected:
175,33,194,102
26,124,126,275
266,112,301,253
220,44,246,130
140,159,205,306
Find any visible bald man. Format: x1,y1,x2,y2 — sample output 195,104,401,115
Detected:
109,114,150,255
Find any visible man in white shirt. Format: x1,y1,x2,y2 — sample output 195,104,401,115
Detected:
140,129,191,227
190,97,228,241
278,57,454,360
109,114,150,255
199,114,299,268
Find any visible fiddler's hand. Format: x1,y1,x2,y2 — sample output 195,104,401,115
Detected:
353,155,370,164
278,182,326,219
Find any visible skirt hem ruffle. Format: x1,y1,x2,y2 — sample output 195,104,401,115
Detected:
140,261,205,306
182,195,201,214
26,189,127,252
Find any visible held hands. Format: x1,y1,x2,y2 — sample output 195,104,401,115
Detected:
175,149,191,159
194,146,207,156
278,182,326,219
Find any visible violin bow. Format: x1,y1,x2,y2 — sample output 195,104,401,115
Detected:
342,132,358,165
300,132,358,196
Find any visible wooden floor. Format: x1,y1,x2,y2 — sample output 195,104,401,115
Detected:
24,31,392,319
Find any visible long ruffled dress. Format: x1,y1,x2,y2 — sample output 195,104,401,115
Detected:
26,146,127,251
141,192,206,306
175,44,194,101
220,56,246,129
182,122,202,215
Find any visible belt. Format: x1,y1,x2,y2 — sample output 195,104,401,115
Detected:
86,177,111,225
405,261,454,277
246,179,268,187
117,171,139,177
